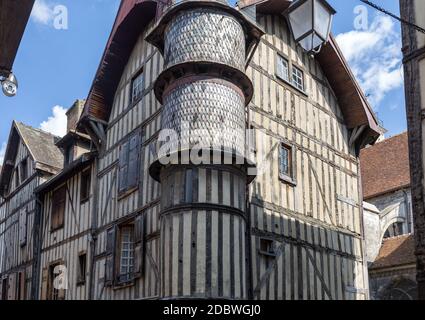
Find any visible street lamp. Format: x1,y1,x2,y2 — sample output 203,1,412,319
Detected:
286,0,336,54
1,72,18,97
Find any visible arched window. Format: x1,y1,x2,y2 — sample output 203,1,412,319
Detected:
383,222,404,239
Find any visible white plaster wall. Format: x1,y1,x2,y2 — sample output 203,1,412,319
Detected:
363,202,381,263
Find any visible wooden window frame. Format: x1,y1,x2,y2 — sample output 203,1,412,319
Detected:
19,208,27,247
76,251,87,286
80,169,91,204
50,185,66,232
292,65,305,92
130,68,144,106
259,238,277,258
47,260,66,301
275,52,308,96
116,223,135,285
279,141,297,186
1,277,7,300
14,167,19,189
20,158,28,183
276,54,290,82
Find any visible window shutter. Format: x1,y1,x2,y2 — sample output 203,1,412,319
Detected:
134,215,145,277
105,227,116,286
8,274,16,300
57,187,66,228
19,271,26,300
118,141,129,193
40,268,49,300
127,134,140,189
51,186,66,230
19,209,27,247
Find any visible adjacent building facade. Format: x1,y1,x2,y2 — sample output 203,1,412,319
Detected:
1,0,382,300
0,122,63,300
400,0,425,299
360,132,417,299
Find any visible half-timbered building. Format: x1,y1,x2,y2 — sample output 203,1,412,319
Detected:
32,100,96,300
1,0,383,300
73,0,381,300
0,122,63,300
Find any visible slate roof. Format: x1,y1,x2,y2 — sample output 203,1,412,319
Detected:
370,234,416,271
15,122,64,170
360,132,410,199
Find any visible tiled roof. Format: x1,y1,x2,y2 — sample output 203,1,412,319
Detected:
370,234,416,270
360,132,410,199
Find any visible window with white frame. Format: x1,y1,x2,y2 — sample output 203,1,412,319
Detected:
280,144,291,177
279,142,296,185
292,65,304,91
276,55,289,82
131,71,144,103
119,226,135,282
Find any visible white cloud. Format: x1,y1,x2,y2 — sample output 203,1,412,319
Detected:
40,105,67,137
335,15,403,109
0,142,6,166
31,0,55,25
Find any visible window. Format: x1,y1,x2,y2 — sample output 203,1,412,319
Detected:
276,55,289,82
280,145,290,176
259,238,276,257
384,222,405,239
118,133,140,195
104,216,144,287
1,278,7,300
51,186,66,231
292,65,304,91
276,54,306,93
48,263,65,300
279,143,296,185
14,168,19,188
80,170,91,203
118,226,135,283
20,159,28,182
131,71,144,103
77,253,87,286
17,271,25,300
19,209,27,247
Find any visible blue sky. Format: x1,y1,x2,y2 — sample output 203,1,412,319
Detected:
0,0,406,163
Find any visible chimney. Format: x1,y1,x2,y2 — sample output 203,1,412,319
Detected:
66,100,85,133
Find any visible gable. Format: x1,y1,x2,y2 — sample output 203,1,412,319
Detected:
240,0,381,145
0,122,63,197
79,0,158,128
